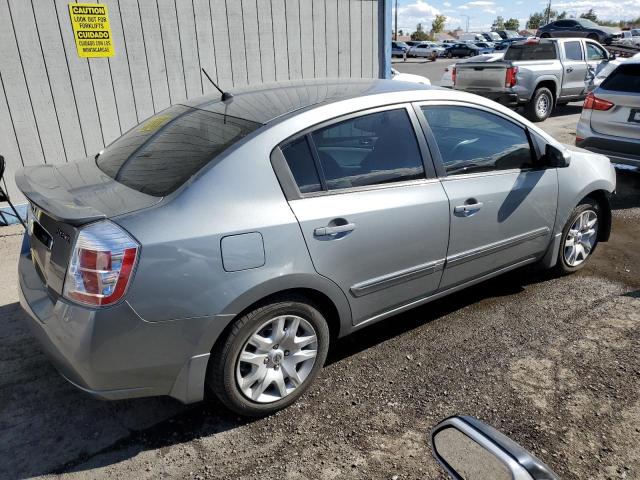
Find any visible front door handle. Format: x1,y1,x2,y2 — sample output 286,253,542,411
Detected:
314,222,356,236
454,202,484,215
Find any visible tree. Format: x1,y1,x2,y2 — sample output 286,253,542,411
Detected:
491,16,505,31
431,15,447,34
580,9,598,22
504,18,519,30
557,11,567,20
527,12,545,29
398,29,404,36
411,23,430,41
543,4,557,24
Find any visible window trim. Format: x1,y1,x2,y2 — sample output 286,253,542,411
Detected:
412,100,542,179
272,103,439,200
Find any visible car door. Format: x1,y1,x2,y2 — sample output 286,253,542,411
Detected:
561,40,589,97
416,103,558,289
276,105,450,324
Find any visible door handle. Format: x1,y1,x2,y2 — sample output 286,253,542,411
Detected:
314,223,356,236
454,202,483,215
566,67,574,73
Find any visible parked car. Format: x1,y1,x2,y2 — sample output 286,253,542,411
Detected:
591,52,640,90
17,79,615,416
452,38,614,121
440,52,505,87
576,59,640,167
445,42,484,58
458,32,486,42
617,30,640,48
537,18,621,45
474,41,495,51
391,41,409,57
495,30,521,40
405,40,423,48
391,68,431,84
482,31,502,42
408,42,444,58
493,37,527,51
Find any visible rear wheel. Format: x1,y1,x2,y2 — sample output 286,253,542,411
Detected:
555,200,600,274
588,33,599,41
524,87,554,122
447,51,453,58
207,296,330,416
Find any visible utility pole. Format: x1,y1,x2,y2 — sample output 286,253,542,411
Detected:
394,0,398,40
461,14,470,32
545,0,552,25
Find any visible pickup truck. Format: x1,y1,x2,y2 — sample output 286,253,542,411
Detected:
452,38,615,121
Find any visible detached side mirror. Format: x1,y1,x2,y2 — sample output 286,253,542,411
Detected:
431,416,559,480
544,143,571,168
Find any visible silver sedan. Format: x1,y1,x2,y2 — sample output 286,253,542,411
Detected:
17,79,615,416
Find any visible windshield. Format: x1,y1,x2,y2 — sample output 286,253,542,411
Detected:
96,105,261,196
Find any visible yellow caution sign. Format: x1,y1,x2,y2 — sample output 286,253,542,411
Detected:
68,3,114,58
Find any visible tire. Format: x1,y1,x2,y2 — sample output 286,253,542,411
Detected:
524,87,554,122
447,51,453,58
587,33,599,41
207,295,330,416
554,199,601,275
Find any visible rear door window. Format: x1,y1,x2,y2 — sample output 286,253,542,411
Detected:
564,41,583,61
97,105,260,196
601,64,640,93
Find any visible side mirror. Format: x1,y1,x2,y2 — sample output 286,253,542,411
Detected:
431,416,559,480
544,143,571,168
608,53,616,61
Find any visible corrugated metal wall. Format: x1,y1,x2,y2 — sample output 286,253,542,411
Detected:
0,0,381,205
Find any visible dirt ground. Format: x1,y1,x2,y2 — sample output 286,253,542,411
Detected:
1,107,639,479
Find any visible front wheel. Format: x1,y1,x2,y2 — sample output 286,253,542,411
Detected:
555,200,600,274
447,51,453,58
207,296,330,416
524,87,554,122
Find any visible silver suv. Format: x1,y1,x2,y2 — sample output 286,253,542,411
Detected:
17,79,615,416
577,59,640,167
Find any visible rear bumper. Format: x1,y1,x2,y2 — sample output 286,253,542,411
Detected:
576,137,640,168
464,90,519,107
18,242,225,404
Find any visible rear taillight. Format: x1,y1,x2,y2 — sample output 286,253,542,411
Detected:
452,67,457,85
583,92,614,111
505,66,518,87
63,221,139,307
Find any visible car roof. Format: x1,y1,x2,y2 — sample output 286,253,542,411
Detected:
180,78,433,125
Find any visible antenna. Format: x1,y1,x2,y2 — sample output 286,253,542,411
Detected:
201,68,233,101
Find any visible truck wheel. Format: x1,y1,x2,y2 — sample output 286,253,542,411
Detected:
207,295,330,416
525,87,554,122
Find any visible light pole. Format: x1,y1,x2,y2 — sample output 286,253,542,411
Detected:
394,0,398,40
461,15,470,32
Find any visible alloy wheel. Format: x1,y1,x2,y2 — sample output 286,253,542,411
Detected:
236,315,318,403
564,210,598,267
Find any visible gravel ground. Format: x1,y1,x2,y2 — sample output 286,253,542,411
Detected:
1,76,639,479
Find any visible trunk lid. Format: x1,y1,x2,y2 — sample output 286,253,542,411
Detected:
454,62,508,91
16,159,160,296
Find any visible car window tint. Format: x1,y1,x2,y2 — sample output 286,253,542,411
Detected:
564,41,583,61
281,136,322,193
97,105,260,196
311,109,425,190
586,43,606,60
504,42,557,60
601,64,640,93
421,106,534,176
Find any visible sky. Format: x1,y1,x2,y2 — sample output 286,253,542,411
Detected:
393,0,640,33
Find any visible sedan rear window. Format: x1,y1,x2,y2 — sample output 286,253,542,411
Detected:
97,105,260,196
601,64,640,93
504,42,557,60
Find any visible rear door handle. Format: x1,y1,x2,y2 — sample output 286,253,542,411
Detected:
566,67,574,73
454,202,483,215
314,223,356,236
